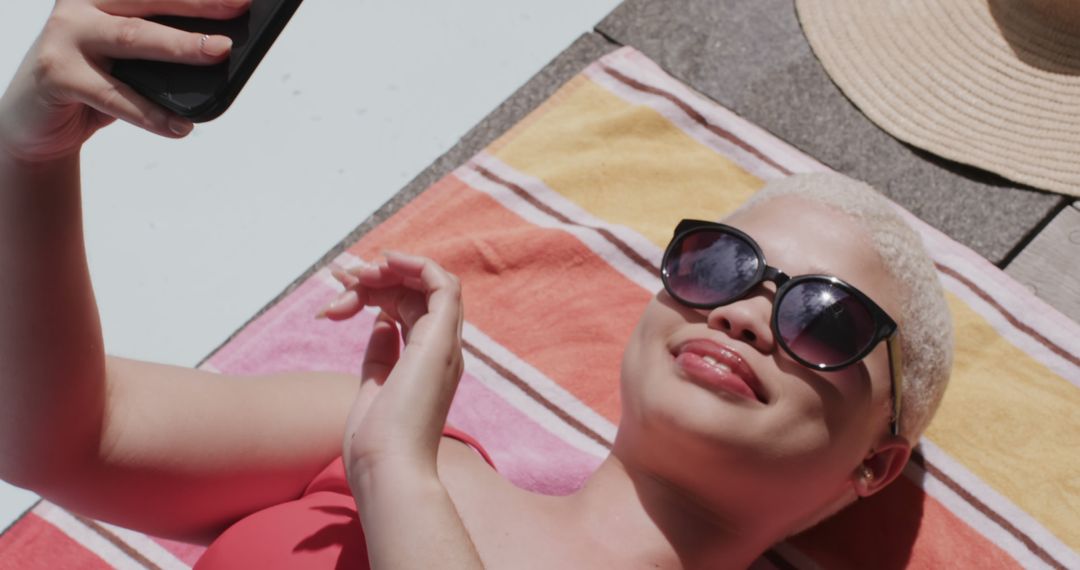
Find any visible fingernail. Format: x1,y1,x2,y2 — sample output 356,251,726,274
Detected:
331,268,359,286
202,35,233,57
168,116,193,136
223,0,250,8
314,300,337,319
315,290,351,317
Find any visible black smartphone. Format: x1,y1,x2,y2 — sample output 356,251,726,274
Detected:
112,0,303,123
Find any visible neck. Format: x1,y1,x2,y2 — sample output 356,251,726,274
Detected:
562,451,777,569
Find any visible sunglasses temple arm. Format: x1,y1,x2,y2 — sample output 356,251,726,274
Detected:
886,335,904,437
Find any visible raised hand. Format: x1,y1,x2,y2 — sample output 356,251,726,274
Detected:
320,254,483,568
0,0,249,163
318,252,466,481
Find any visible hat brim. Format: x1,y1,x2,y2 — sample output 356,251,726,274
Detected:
796,0,1080,196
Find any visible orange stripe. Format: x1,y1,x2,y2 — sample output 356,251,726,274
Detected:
791,476,1021,569
347,173,652,421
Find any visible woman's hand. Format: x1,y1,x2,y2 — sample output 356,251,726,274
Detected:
319,252,466,484
319,254,482,569
0,0,249,163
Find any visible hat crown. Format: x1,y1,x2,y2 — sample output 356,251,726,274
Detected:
1014,0,1080,32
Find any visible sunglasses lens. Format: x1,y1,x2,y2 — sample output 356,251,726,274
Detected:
776,280,876,367
664,230,761,305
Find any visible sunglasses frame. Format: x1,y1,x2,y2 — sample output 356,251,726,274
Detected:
661,219,903,436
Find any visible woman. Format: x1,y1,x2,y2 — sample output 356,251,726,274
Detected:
0,1,952,568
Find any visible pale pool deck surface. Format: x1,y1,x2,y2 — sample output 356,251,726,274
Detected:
2,0,1077,539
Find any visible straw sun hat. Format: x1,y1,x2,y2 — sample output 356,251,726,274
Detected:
796,0,1080,197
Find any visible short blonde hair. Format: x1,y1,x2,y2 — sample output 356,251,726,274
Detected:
729,172,953,443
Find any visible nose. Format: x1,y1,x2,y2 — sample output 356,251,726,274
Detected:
706,298,775,353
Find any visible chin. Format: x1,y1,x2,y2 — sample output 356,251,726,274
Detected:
620,393,767,477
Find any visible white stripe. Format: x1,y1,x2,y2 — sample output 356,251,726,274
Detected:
918,440,1079,569
893,205,1080,385
331,252,371,272
589,49,827,179
34,501,146,570
904,458,1051,569
462,322,617,453
97,522,193,570
461,350,611,460
470,151,663,272
610,47,828,176
454,157,661,292
317,253,373,289
937,267,1080,386
584,65,783,182
316,266,342,289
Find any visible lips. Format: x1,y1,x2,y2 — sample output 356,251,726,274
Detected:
672,339,768,404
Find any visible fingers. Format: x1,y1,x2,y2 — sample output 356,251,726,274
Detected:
316,260,402,321
330,267,360,288
335,254,465,469
382,251,463,336
95,0,252,20
316,266,366,320
86,15,234,65
26,1,246,140
63,61,195,137
361,313,400,386
316,254,462,331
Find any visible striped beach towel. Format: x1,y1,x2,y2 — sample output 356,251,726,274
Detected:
1,47,1077,569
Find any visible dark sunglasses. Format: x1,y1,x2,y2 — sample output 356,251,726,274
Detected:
661,219,903,436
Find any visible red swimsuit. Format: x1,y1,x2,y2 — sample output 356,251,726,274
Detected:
194,427,494,569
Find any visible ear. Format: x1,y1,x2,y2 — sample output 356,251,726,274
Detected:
852,437,911,498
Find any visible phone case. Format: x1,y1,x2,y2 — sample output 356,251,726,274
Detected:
112,0,303,122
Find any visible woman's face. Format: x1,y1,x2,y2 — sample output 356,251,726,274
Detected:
617,196,904,526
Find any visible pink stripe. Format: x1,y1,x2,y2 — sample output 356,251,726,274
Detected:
207,275,376,377
449,373,602,495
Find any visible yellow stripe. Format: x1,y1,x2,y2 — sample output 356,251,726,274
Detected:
927,291,1080,548
486,74,595,157
491,77,765,247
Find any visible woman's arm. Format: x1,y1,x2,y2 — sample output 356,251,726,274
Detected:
0,150,101,485
0,0,237,486
0,0,234,485
0,152,374,539
321,254,484,569
0,0,382,545
354,466,484,569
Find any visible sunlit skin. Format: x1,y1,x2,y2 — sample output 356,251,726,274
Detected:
608,196,912,558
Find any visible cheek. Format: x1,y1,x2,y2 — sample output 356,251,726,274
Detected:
771,366,878,458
